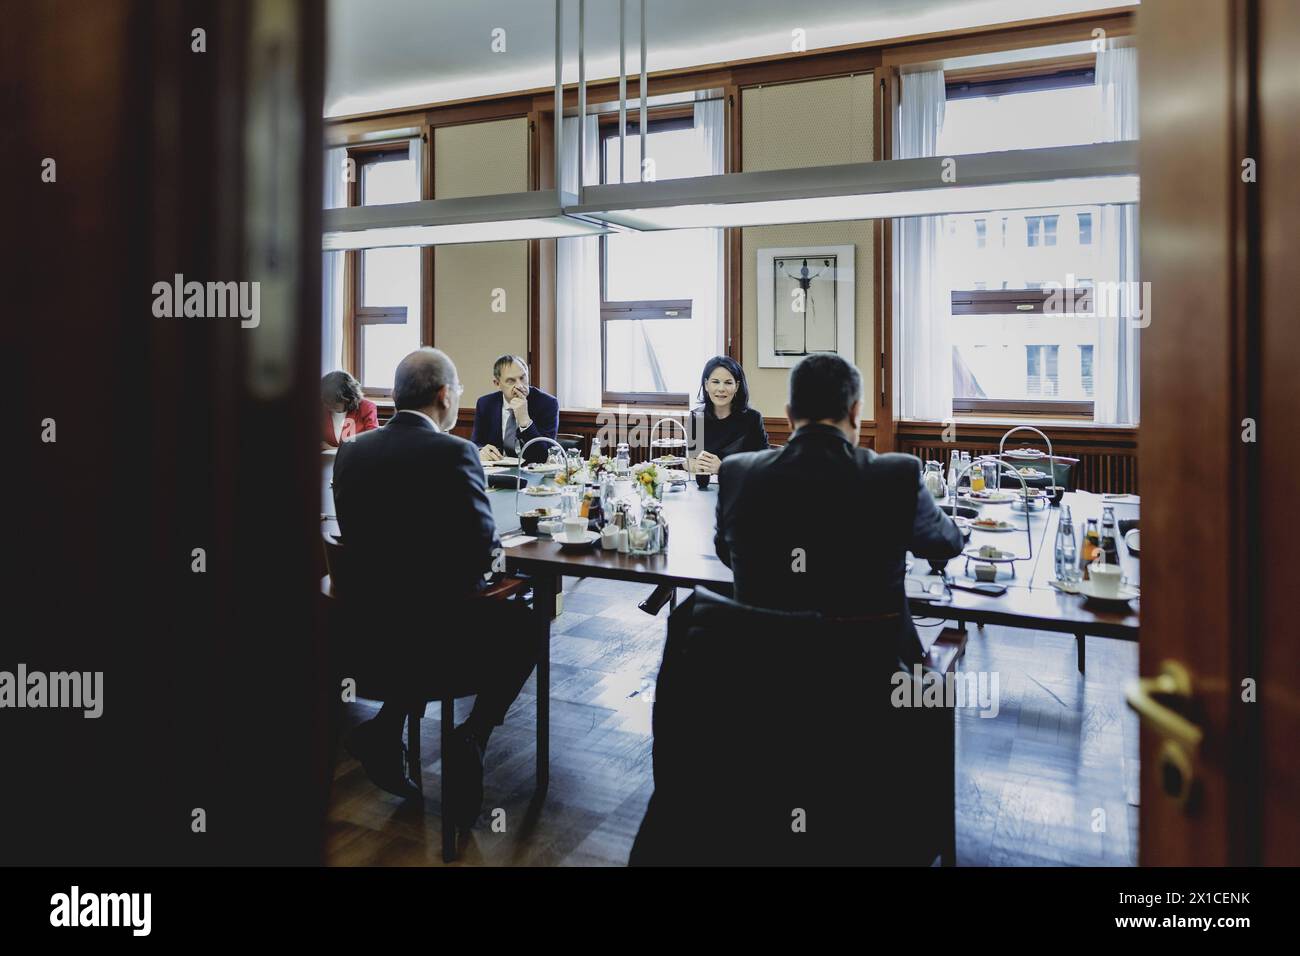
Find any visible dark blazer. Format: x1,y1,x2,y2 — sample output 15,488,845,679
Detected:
469,387,559,464
321,398,379,447
689,405,769,460
332,412,497,643
714,422,963,662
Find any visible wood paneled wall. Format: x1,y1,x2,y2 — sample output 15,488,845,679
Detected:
895,421,1139,494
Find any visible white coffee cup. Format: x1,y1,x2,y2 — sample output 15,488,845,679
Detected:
563,516,587,540
1088,560,1124,597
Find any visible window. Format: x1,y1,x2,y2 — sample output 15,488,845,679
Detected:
928,66,1135,419
598,111,718,405
345,143,421,395
949,287,1098,415
1025,345,1059,397
1026,214,1058,247
1080,344,1095,397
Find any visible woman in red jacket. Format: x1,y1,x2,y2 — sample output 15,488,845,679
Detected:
321,371,378,448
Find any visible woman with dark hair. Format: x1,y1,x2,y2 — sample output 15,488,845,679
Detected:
689,355,768,476
321,370,379,448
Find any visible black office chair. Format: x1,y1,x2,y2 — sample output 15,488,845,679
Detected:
322,531,541,863
555,432,585,456
629,588,953,866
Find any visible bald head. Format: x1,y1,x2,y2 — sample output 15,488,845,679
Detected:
394,348,461,429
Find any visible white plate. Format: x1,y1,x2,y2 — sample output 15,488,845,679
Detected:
1014,467,1050,480
963,545,1016,560
1077,579,1139,607
484,456,520,466
1010,498,1048,513
969,520,1017,533
553,529,600,549
524,462,563,473
963,491,1016,504
523,485,561,496
1004,448,1046,459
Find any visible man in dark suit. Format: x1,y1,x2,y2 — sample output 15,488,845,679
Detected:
332,348,538,822
469,354,559,465
714,353,964,664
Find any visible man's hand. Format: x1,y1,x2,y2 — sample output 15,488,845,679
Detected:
507,385,531,430
480,444,503,463
693,451,722,475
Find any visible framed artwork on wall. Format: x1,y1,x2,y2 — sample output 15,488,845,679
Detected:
756,244,855,368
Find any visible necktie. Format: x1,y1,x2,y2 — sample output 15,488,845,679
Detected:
504,407,518,455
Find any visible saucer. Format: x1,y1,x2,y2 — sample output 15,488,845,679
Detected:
1077,579,1139,607
553,529,600,549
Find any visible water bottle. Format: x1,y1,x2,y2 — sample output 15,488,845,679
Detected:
1056,505,1080,584
591,436,602,461
615,443,631,474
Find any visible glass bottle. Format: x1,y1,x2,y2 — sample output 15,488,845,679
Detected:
599,472,617,522
970,460,986,493
1056,505,1080,584
1080,518,1101,579
1100,506,1121,565
615,443,631,474
947,450,961,496
959,451,972,491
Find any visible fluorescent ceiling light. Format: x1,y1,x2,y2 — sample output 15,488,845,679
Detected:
322,189,608,250
569,142,1138,231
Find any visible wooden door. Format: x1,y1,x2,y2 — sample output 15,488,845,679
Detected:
1135,0,1297,866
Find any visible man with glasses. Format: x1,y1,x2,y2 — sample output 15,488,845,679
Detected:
331,348,539,824
470,354,559,465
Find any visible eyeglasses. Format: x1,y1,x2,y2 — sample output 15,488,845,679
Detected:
904,571,954,604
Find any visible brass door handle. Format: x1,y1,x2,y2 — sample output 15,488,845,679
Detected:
1126,660,1203,809
1125,660,1203,751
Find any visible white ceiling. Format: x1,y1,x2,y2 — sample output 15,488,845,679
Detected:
326,0,1128,117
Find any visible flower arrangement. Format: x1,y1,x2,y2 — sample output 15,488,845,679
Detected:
631,461,664,499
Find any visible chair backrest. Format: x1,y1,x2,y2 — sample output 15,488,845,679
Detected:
633,587,948,865
556,432,585,456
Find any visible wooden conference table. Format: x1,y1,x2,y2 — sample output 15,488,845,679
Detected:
486,471,1139,657
321,451,1139,675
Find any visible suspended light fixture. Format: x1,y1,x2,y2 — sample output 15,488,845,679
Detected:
322,0,606,250
568,140,1138,231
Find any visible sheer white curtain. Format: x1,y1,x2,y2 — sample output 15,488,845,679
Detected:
556,114,602,408
692,94,727,364
321,146,347,375
894,69,951,421
1094,46,1140,425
